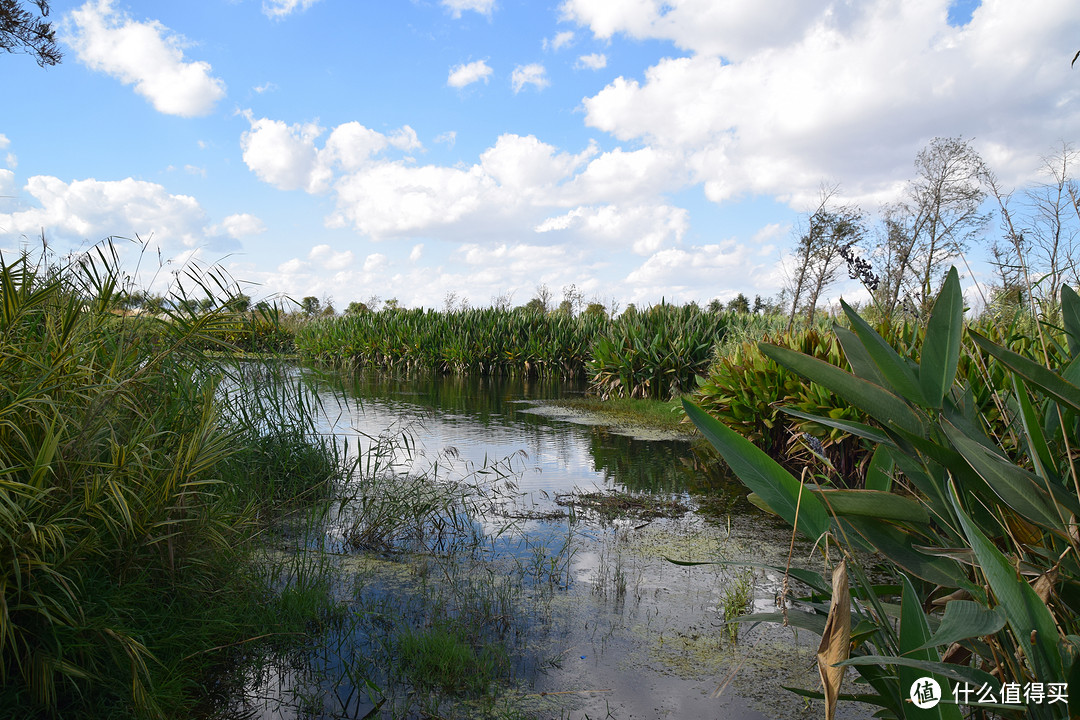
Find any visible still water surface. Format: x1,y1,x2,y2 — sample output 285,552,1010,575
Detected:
232,370,863,720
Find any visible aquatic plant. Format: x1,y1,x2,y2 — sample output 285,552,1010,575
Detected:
686,268,1080,718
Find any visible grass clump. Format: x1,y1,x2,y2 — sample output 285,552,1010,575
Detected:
0,240,345,718
395,620,509,696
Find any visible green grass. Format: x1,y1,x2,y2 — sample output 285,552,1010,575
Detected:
546,396,693,435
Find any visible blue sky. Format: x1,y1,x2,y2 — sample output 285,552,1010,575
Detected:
2,0,1079,311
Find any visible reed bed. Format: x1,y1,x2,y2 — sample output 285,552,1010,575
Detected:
0,241,346,717
295,306,608,378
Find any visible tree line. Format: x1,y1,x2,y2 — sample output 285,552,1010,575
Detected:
781,137,1080,326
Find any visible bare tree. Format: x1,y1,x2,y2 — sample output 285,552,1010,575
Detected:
783,185,865,328
881,137,990,312
1025,143,1080,297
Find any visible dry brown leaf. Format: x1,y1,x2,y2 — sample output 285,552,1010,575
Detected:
1032,568,1058,605
817,559,850,720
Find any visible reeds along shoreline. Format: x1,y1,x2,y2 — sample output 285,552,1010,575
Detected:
0,243,344,717
293,302,783,400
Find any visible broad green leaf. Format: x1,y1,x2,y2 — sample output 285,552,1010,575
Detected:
942,420,1068,535
683,400,831,541
760,343,926,437
1062,284,1080,358
834,323,889,389
968,330,1080,414
912,601,1006,652
919,267,964,408
738,610,827,636
779,407,895,446
865,445,895,492
813,488,930,525
840,655,999,691
898,573,962,720
840,299,929,405
844,517,968,588
948,481,1064,683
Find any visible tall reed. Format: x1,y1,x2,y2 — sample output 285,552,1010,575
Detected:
0,240,344,716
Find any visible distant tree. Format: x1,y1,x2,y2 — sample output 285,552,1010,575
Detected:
878,137,989,313
752,295,766,314
321,303,335,316
522,298,546,314
491,289,513,310
707,299,723,314
383,297,399,310
533,284,552,314
726,293,750,314
227,293,251,313
345,301,369,315
560,283,583,316
985,142,1080,308
444,291,459,313
582,301,607,318
1,1,61,67
783,184,865,327
198,297,216,313
300,296,321,316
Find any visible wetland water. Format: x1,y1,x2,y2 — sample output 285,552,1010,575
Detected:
232,370,867,720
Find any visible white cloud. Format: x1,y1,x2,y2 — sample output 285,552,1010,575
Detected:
0,170,15,200
409,244,424,261
308,243,354,269
64,0,226,117
239,114,419,194
388,126,422,152
262,0,322,19
546,31,575,51
575,53,607,70
448,60,493,88
574,0,1080,206
240,115,327,192
434,131,457,148
216,213,266,238
559,0,828,61
511,63,550,93
0,135,14,170
624,241,773,304
0,175,209,249
253,81,278,94
535,203,687,254
441,0,495,18
362,253,388,272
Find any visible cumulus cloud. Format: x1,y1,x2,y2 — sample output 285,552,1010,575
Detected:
0,175,209,249
262,0,322,19
511,63,549,93
448,60,493,88
409,244,424,261
623,241,773,304
64,0,226,117
570,0,1080,206
441,0,495,18
308,243,354,269
215,213,266,238
239,113,422,194
535,203,687,254
575,52,606,70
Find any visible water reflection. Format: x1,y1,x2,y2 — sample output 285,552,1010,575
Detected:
226,367,843,720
